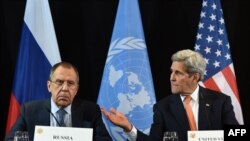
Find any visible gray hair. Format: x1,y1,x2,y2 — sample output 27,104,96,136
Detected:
171,49,206,80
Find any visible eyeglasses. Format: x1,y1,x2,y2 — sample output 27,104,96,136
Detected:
50,79,78,89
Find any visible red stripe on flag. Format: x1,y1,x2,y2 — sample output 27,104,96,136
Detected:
5,92,20,134
221,66,240,103
203,77,221,93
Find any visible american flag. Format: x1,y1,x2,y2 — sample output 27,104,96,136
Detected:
194,0,244,124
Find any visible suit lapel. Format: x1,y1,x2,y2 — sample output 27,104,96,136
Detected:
71,100,93,128
198,87,212,129
169,95,190,130
71,99,93,128
38,100,50,126
71,100,82,127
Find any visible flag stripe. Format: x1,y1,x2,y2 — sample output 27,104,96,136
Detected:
13,23,53,103
213,71,235,97
229,63,236,76
24,0,60,65
203,77,220,92
212,71,243,119
221,65,240,102
5,94,20,134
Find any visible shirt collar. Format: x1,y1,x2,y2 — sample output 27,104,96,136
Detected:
180,85,199,102
51,98,72,115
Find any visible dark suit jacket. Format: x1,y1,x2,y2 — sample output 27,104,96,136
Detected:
5,98,112,141
137,86,239,141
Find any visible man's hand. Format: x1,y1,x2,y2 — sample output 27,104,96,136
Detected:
101,107,132,132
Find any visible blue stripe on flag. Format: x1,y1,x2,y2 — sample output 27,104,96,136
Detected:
13,23,53,104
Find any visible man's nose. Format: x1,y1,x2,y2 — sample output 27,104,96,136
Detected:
61,82,70,90
170,73,175,81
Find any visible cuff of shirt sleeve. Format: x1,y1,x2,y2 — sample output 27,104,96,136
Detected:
125,125,137,141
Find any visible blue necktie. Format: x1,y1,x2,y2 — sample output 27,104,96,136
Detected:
57,109,67,127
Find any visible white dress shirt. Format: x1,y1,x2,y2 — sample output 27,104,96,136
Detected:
50,98,72,127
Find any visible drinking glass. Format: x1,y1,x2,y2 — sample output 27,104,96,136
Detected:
14,131,29,141
163,131,178,141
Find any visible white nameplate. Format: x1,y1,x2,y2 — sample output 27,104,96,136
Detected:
188,130,224,141
34,126,93,141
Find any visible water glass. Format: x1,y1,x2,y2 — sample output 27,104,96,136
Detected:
14,131,29,141
163,131,178,141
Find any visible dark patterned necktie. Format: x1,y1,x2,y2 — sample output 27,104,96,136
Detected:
57,108,67,127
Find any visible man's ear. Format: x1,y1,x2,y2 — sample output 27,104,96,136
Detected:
193,73,201,82
47,80,51,92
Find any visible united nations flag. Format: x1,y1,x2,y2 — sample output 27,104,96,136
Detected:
97,0,156,140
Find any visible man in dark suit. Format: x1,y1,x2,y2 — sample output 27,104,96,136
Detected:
101,49,239,141
5,62,111,141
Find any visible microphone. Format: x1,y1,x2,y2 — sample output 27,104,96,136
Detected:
200,92,212,129
46,107,62,127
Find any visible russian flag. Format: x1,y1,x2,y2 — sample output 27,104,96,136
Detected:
5,0,61,134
